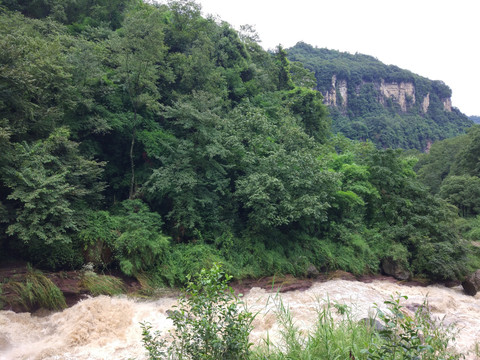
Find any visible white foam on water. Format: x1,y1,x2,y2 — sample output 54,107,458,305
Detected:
1,280,479,359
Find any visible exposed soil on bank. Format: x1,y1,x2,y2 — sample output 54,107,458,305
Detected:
1,259,458,313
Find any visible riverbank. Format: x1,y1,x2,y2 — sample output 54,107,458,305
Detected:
0,260,443,313
1,265,479,359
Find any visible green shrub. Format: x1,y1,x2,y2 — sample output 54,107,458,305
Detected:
162,243,225,286
113,200,170,277
5,265,67,311
141,263,254,359
305,234,379,276
412,240,468,281
77,210,120,268
19,239,84,270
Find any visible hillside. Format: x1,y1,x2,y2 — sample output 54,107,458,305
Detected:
287,42,473,151
470,116,480,124
0,0,478,289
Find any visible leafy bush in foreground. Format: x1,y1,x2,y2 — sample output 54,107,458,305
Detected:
141,263,254,359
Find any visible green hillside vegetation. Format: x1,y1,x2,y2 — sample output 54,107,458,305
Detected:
470,115,480,124
287,42,473,151
0,0,476,286
415,125,480,269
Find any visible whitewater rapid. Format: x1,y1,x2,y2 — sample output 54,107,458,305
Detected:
1,279,479,359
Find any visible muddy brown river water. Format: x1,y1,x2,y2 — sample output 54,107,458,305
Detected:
1,279,479,359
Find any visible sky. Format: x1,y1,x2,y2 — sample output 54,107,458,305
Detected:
193,0,479,116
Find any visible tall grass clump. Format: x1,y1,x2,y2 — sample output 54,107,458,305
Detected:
6,265,66,311
253,295,377,359
253,294,464,360
80,271,125,296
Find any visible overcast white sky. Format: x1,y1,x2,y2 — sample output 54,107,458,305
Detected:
194,0,479,116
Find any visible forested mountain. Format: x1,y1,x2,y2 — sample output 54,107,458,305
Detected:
470,116,480,124
287,42,473,151
0,0,477,285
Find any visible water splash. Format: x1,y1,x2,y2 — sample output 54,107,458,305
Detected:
1,280,479,359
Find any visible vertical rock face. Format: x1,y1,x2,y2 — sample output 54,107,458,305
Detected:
322,78,420,112
443,98,452,112
324,75,348,110
338,79,348,107
324,75,338,106
379,80,415,112
422,93,430,113
287,43,471,152
321,77,454,115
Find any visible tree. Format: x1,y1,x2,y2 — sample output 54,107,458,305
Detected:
439,175,480,217
145,92,231,238
452,125,480,177
289,61,317,89
274,45,294,90
0,12,74,142
286,87,330,143
110,5,171,199
416,135,464,194
2,128,105,267
229,103,337,232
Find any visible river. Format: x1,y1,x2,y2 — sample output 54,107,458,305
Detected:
1,279,479,359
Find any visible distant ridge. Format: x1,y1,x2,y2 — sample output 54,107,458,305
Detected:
288,42,472,151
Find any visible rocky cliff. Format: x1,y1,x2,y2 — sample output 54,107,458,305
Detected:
324,77,452,114
287,42,472,151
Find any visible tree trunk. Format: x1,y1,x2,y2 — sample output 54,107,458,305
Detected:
129,112,137,199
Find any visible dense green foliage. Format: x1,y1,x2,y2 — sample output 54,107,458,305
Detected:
287,42,473,151
0,0,474,283
416,126,480,213
415,125,480,271
142,263,254,359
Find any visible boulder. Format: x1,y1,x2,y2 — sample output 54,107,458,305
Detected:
306,264,320,278
462,269,480,296
381,257,410,280
83,239,113,267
